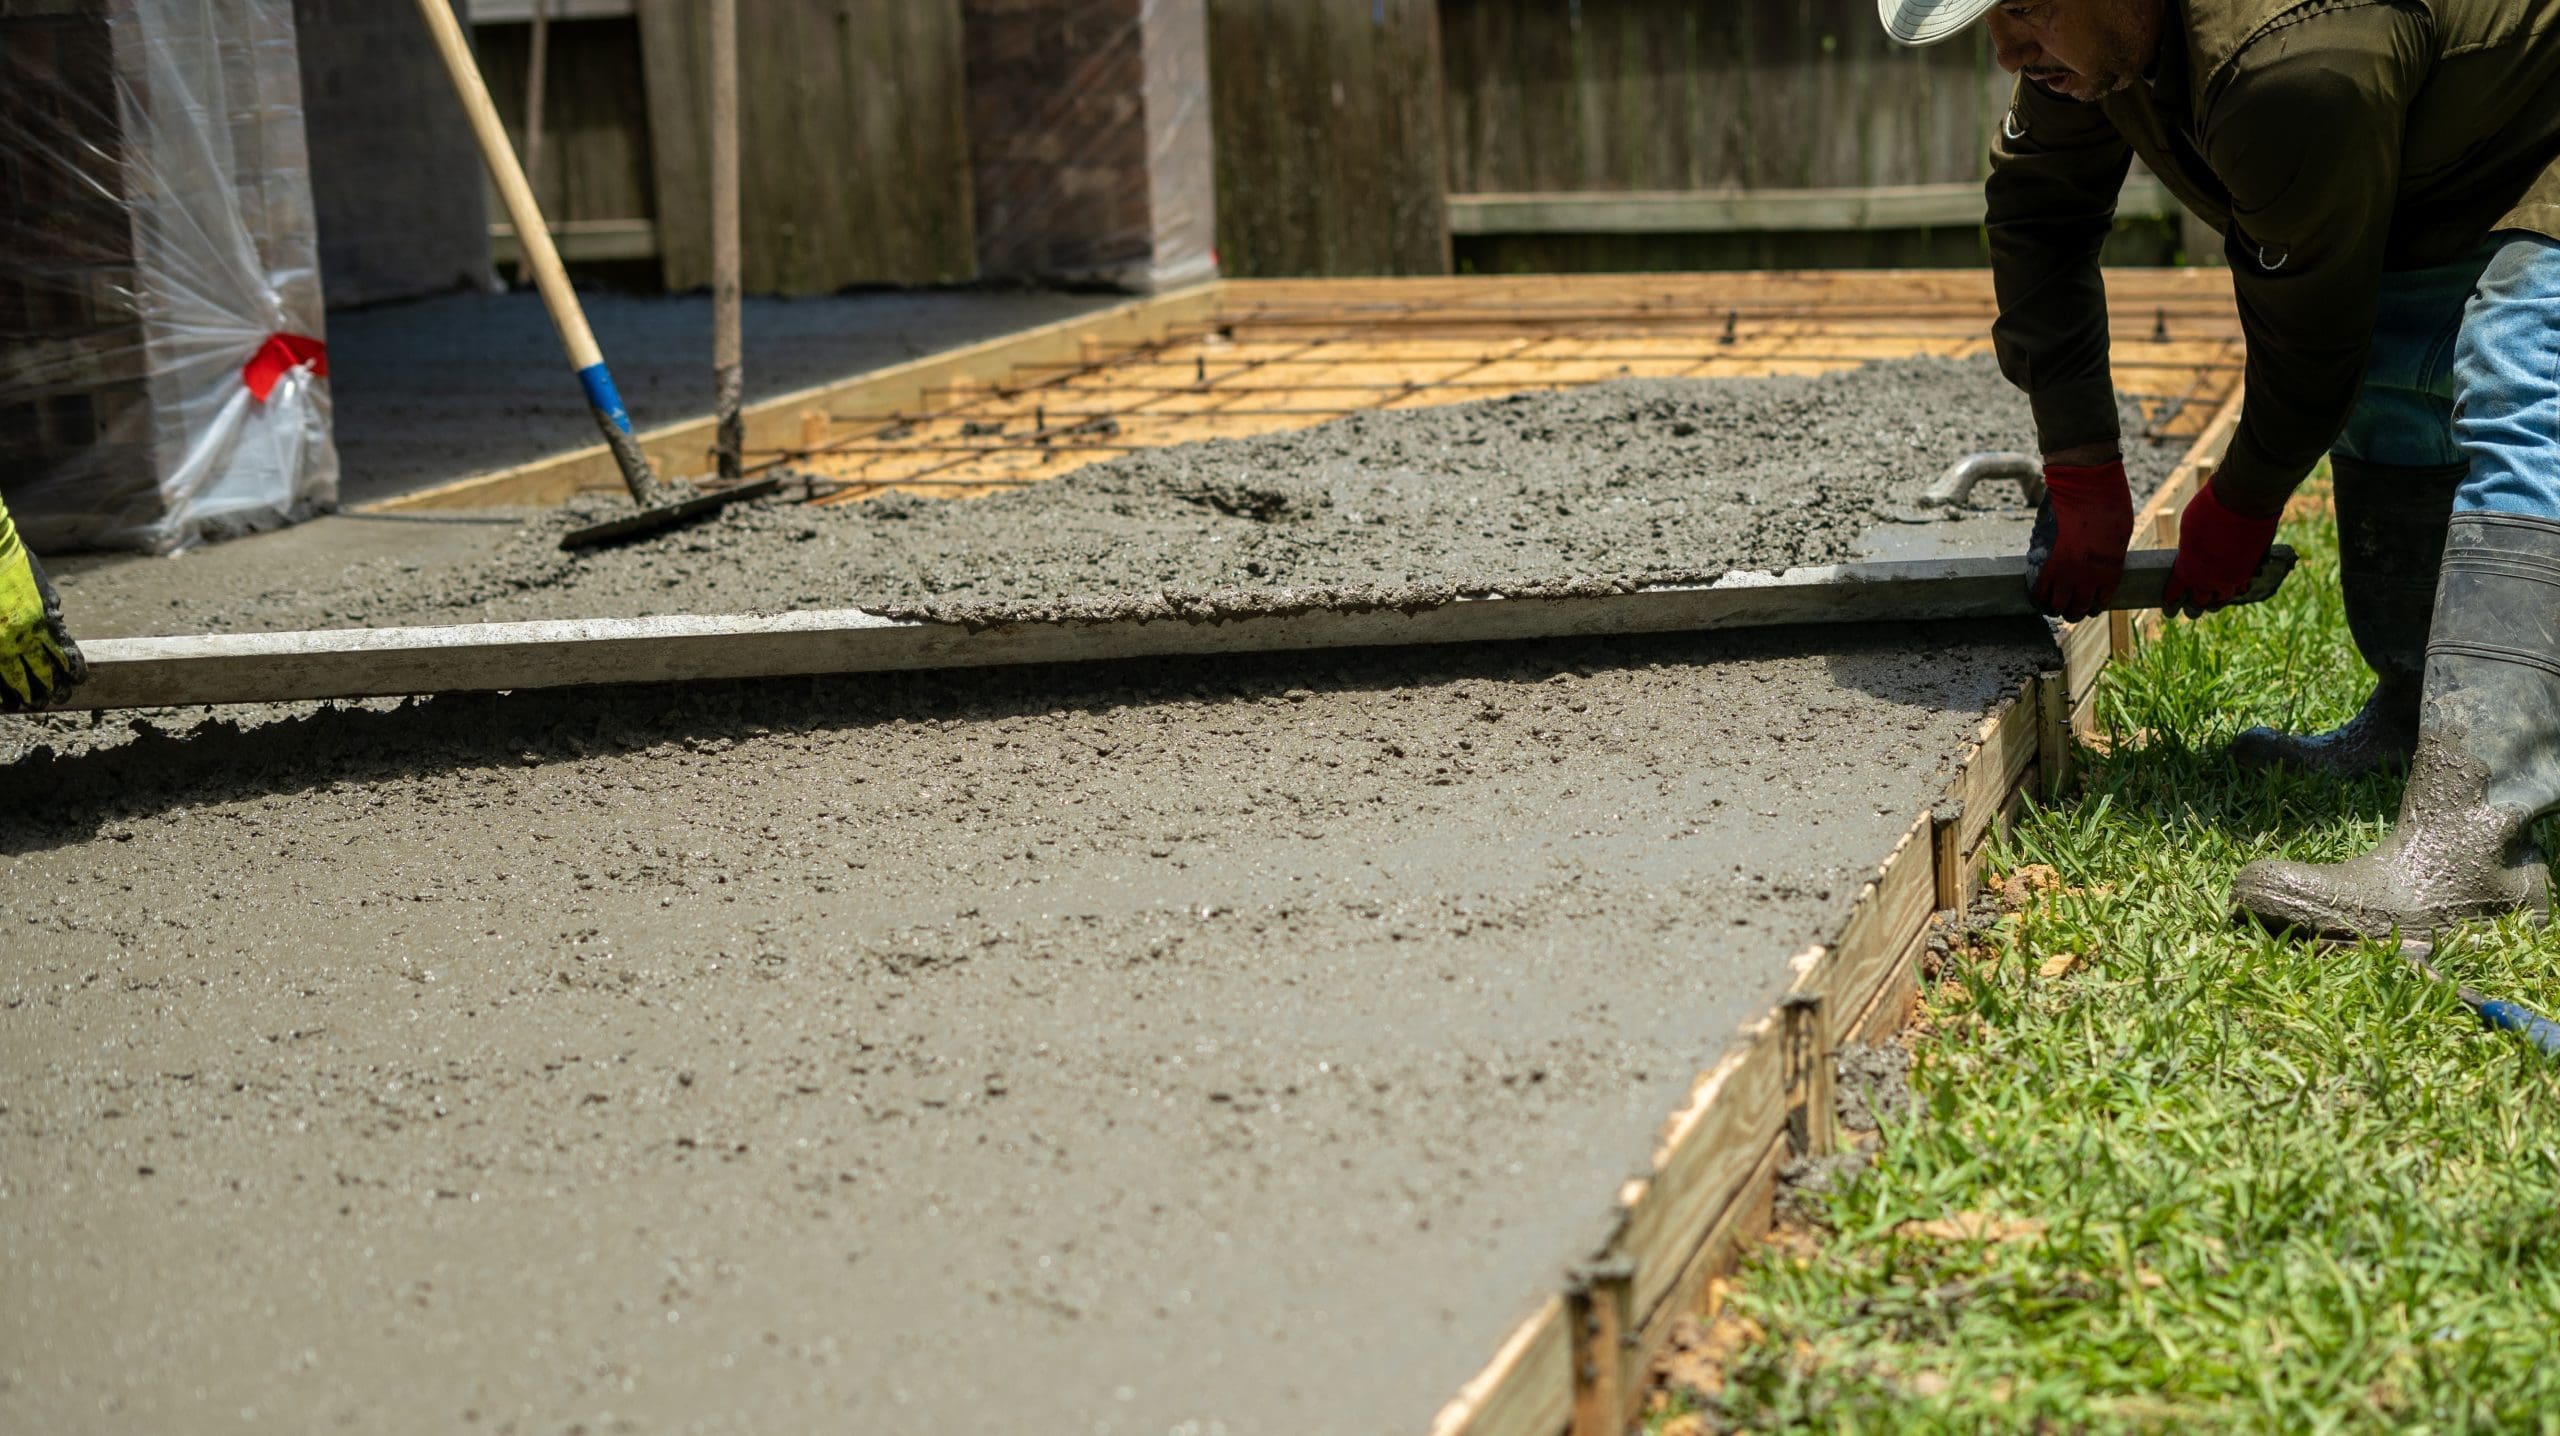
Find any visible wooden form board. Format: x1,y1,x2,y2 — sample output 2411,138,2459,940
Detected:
358,266,2245,1436
1430,675,2040,1436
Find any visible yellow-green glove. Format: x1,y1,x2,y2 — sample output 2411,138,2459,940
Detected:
0,493,85,712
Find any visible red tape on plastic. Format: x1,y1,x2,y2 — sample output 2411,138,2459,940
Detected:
242,332,328,402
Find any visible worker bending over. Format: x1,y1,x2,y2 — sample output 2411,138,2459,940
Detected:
0,491,85,713
1881,0,2559,939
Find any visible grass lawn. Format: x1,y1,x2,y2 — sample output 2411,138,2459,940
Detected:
1655,499,2560,1432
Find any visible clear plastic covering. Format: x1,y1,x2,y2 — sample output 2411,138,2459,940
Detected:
1,0,337,554
961,0,1218,293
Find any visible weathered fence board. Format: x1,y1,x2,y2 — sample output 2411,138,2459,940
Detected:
1439,0,2008,193
635,0,976,292
1207,0,1452,277
475,15,660,246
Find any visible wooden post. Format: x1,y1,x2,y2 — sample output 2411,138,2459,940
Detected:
2037,669,2073,799
1782,992,1834,1159
1931,799,1964,912
1566,1260,1633,1436
516,0,551,290
709,0,743,483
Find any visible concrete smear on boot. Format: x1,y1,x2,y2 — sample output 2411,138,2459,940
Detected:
2,359,2095,1432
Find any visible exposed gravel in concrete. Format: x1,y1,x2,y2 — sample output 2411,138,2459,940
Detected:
148,356,2176,636
0,357,2113,1432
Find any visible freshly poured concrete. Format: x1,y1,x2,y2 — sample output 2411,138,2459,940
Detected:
1,359,2163,1432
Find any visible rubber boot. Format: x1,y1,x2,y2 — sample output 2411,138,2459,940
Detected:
2226,456,2464,777
2231,512,2560,941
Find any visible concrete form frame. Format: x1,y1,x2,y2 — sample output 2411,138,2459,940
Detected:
368,270,2247,1434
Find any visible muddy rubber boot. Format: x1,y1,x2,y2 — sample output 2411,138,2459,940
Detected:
2226,456,2464,777
2231,512,2560,941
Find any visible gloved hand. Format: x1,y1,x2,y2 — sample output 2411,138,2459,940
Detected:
2163,478,2282,618
0,495,85,712
2024,457,2134,621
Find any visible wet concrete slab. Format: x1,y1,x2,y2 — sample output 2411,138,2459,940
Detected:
1,359,2166,1432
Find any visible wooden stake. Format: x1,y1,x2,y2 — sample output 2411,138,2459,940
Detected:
1566,1261,1633,1436
709,0,743,483
2037,669,2073,798
1782,992,1834,1159
517,0,551,290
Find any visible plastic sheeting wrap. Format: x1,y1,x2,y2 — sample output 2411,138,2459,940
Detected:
959,0,1217,294
1,0,336,554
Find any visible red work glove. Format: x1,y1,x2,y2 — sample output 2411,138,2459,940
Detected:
2025,459,2134,621
2163,479,2282,618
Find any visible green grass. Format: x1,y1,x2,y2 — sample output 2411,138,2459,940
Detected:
1681,506,2560,1433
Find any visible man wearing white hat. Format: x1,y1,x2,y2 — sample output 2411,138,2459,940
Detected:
1878,0,2559,940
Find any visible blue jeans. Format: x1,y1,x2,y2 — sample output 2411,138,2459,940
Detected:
2332,231,2560,518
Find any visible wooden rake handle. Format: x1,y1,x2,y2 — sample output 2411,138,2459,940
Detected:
412,0,663,506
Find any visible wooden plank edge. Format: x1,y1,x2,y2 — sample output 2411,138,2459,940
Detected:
2037,669,2073,799
1446,176,2179,237
490,218,660,264
364,281,1227,513
1427,1295,1573,1436
1601,662,2049,1429
1826,816,1937,1052
1955,685,2040,853
1618,1131,1790,1415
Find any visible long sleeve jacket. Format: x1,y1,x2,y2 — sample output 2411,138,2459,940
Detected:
1988,0,2560,510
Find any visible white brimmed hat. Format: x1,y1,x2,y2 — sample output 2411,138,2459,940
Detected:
1878,0,2002,45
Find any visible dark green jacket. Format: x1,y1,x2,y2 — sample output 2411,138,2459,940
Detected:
1988,0,2560,510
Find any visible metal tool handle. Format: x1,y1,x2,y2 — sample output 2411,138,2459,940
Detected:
1923,452,2045,510
413,0,663,507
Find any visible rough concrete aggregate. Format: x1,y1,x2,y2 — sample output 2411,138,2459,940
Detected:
2,357,2098,1432
152,356,2175,636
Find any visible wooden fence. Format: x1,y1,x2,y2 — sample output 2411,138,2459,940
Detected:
471,0,975,292
464,0,2183,293
1206,0,1452,279
1208,0,2183,277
